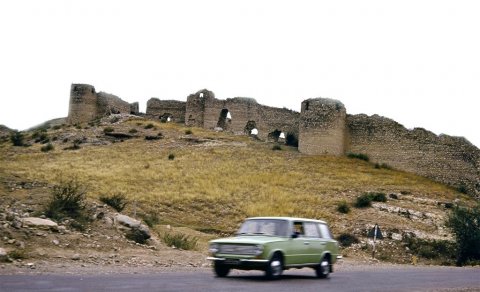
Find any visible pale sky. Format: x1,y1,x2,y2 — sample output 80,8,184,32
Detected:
1,0,479,147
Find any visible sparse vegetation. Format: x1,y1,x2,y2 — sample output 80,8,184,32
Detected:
140,212,160,228
272,144,282,151
63,143,81,151
10,131,25,146
126,228,149,244
103,127,114,133
336,201,350,214
99,193,128,212
129,128,138,134
446,204,480,266
7,249,27,260
145,135,161,140
404,237,455,262
41,143,54,152
110,116,120,124
44,179,87,221
337,233,359,247
347,152,370,162
144,123,155,129
185,129,193,135
168,153,175,160
161,232,198,250
354,192,387,208
375,163,392,170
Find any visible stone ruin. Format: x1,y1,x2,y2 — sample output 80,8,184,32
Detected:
67,84,480,197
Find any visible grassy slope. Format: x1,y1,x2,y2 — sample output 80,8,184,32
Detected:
0,119,470,237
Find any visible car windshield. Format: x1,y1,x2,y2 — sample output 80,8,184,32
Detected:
237,219,289,237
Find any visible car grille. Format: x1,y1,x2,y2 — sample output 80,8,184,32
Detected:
219,244,257,255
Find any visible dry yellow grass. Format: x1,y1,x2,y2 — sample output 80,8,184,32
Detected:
0,121,470,235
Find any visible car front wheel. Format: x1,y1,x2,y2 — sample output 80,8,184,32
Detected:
213,261,230,277
316,257,330,278
265,254,283,280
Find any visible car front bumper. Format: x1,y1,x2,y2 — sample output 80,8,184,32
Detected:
207,257,269,270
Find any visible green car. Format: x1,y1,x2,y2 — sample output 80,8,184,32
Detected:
207,217,341,279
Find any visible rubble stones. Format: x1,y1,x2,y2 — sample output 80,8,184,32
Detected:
21,217,58,231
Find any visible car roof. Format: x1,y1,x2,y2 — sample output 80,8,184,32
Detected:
246,216,327,224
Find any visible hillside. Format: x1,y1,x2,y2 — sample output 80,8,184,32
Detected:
0,114,475,270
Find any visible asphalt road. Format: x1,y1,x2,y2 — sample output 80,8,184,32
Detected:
1,267,479,292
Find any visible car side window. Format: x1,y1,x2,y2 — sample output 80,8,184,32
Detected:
318,223,332,239
293,221,305,237
304,222,321,238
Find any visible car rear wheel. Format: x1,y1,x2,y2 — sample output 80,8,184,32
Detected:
265,253,283,280
213,261,230,277
315,257,330,279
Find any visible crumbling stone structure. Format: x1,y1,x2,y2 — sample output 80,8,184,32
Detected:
185,89,299,141
299,98,347,155
146,98,186,123
66,84,479,197
347,114,480,196
68,84,138,124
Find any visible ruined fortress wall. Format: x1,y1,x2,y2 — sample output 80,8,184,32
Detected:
68,84,98,124
146,98,186,123
298,98,347,156
185,89,212,127
68,84,138,124
347,114,480,196
187,90,300,140
96,92,131,116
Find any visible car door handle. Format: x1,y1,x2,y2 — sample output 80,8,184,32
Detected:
304,242,310,245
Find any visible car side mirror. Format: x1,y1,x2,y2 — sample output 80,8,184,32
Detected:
291,233,298,239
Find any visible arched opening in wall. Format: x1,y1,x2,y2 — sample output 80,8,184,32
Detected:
159,113,173,123
305,101,310,111
285,132,299,147
199,93,204,98
268,130,282,142
244,121,258,136
216,109,231,130
188,114,195,124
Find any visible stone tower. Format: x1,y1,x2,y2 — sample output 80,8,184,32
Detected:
67,84,98,124
298,98,347,155
185,89,214,127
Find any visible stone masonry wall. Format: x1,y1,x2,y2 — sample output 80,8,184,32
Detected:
185,89,299,140
347,114,480,197
67,84,137,124
298,98,347,155
146,98,186,123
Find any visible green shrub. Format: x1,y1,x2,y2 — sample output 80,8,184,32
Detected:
145,135,161,140
10,131,25,146
110,116,120,123
44,179,86,221
129,128,138,134
41,143,54,152
354,192,387,208
354,193,373,208
126,228,149,244
103,127,114,133
7,249,27,260
99,193,128,212
456,185,468,194
161,232,198,250
375,163,392,170
52,125,62,130
404,237,456,261
446,204,480,266
336,233,360,247
272,144,282,151
140,212,160,228
32,131,49,144
347,152,370,162
144,123,155,129
185,129,193,135
168,153,175,160
336,201,350,214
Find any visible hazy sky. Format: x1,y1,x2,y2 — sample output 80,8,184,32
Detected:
1,0,479,147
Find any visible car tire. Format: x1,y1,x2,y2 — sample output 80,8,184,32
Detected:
213,261,230,277
265,253,283,280
316,256,330,279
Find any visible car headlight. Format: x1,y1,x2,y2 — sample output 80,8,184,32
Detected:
209,243,219,254
254,244,264,256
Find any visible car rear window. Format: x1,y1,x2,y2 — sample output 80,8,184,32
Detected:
318,223,332,239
